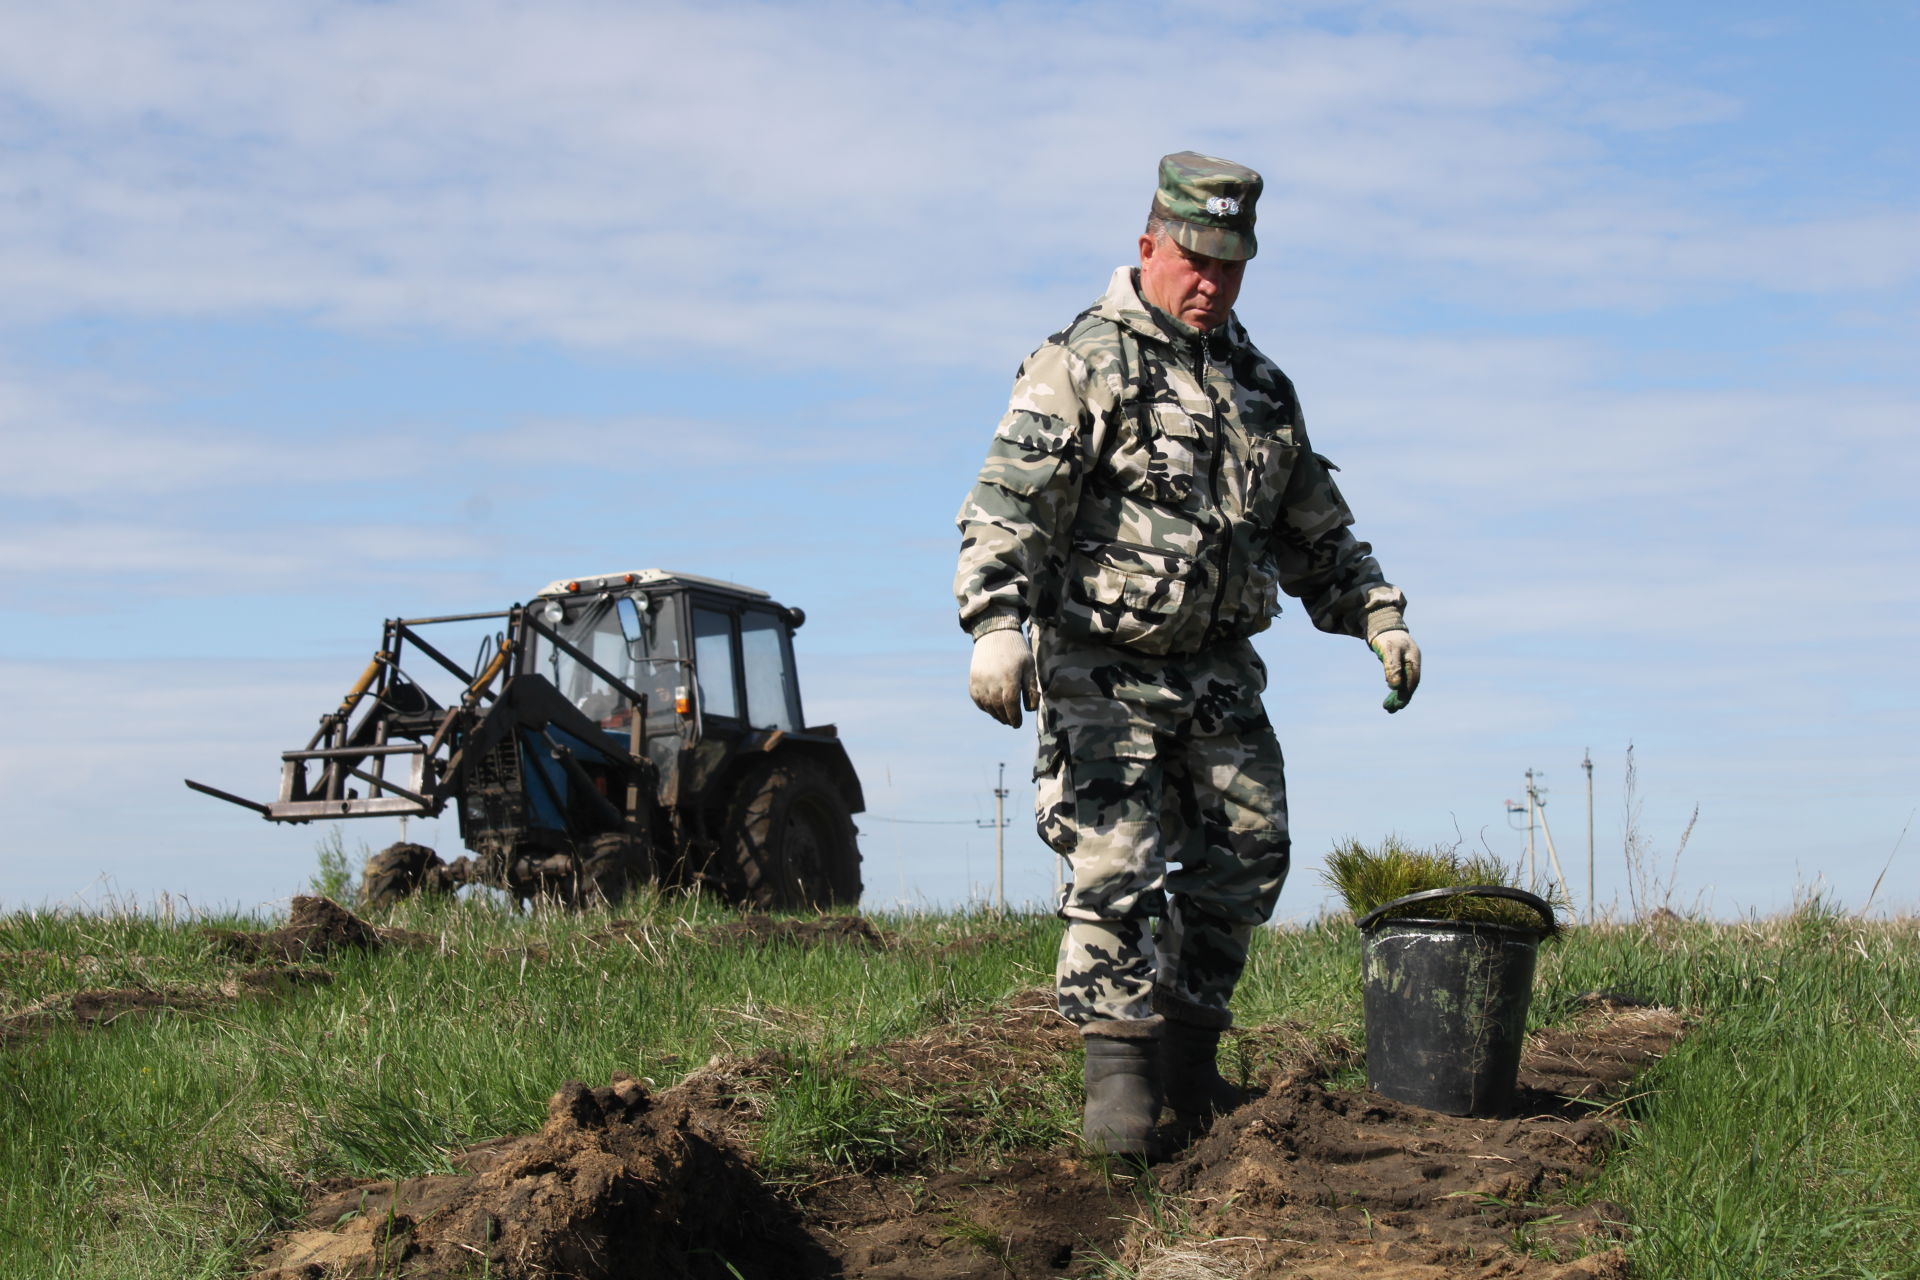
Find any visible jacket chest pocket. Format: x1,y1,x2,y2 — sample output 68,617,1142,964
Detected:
1058,538,1194,655
1242,430,1300,525
1105,402,1208,510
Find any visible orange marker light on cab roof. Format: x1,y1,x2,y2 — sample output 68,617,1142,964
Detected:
566,581,580,593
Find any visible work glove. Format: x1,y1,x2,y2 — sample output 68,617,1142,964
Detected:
969,628,1040,728
1370,630,1421,713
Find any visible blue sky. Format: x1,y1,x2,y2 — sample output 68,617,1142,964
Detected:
1,0,1914,918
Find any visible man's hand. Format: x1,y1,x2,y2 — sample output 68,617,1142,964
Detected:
1370,630,1421,713
969,629,1040,728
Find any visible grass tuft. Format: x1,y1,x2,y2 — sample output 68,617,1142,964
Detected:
1321,835,1560,931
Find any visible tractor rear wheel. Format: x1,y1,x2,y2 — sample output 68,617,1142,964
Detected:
359,842,444,910
721,756,862,910
574,831,656,907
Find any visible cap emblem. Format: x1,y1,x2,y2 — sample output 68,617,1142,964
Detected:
1205,195,1241,217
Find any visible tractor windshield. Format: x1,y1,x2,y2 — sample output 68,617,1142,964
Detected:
545,594,683,728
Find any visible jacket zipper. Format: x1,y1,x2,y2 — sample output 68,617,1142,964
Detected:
1200,340,1232,648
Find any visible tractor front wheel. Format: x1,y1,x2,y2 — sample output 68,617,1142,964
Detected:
721,756,861,910
574,831,656,907
359,842,445,910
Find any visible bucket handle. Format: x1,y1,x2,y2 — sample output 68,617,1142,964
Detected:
1354,884,1556,935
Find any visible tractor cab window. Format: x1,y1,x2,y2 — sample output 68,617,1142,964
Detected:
692,607,739,720
548,594,680,727
625,594,684,726
740,609,799,731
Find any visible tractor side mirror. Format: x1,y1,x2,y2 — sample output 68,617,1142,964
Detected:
615,596,643,644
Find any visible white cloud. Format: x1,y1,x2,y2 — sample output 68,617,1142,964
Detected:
0,520,490,599
0,2,1907,363
473,415,899,470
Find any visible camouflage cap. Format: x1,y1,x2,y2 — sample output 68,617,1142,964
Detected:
1151,151,1262,262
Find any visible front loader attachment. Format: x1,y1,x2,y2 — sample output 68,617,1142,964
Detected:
184,606,649,827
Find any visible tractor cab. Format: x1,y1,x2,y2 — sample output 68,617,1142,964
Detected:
530,569,806,744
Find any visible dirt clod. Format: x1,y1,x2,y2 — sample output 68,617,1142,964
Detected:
212,896,391,963
247,1073,828,1280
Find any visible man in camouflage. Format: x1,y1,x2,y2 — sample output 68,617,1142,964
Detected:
953,152,1420,1157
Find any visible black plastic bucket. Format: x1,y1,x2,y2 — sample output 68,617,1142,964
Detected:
1355,885,1556,1116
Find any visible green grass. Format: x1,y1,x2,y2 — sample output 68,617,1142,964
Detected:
4,890,1917,1279
1570,904,1920,1280
0,892,1058,1278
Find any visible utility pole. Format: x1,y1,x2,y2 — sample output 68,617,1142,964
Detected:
1524,769,1538,891
1508,770,1569,902
1582,749,1595,923
1529,771,1570,908
1505,791,1531,885
977,763,1010,912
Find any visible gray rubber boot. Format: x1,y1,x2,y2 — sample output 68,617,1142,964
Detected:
1082,1034,1161,1158
1160,1020,1242,1121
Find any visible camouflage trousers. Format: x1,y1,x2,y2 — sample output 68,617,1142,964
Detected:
1033,629,1290,1032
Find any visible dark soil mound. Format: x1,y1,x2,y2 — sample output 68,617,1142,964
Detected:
1,967,332,1046
1523,1001,1683,1100
6,987,211,1043
247,1073,828,1280
212,896,387,963
702,913,896,950
802,1157,1138,1279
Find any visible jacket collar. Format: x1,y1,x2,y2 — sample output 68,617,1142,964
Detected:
1091,266,1243,360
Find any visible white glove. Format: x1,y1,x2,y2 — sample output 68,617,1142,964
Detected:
1371,630,1422,712
969,628,1039,728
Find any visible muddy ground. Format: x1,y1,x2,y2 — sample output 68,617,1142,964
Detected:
239,911,1684,1280
1,896,398,1045
0,972,331,1046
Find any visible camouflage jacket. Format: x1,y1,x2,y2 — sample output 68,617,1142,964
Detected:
954,267,1405,656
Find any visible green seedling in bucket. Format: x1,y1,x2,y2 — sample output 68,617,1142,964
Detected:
1323,839,1560,931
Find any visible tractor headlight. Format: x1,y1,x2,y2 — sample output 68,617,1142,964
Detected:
539,599,567,627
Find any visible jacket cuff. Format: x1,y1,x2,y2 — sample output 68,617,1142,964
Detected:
968,611,1025,641
1363,607,1408,644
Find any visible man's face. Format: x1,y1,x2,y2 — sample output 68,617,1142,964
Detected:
1137,232,1246,332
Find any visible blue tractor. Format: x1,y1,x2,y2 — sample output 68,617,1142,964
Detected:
188,570,863,910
